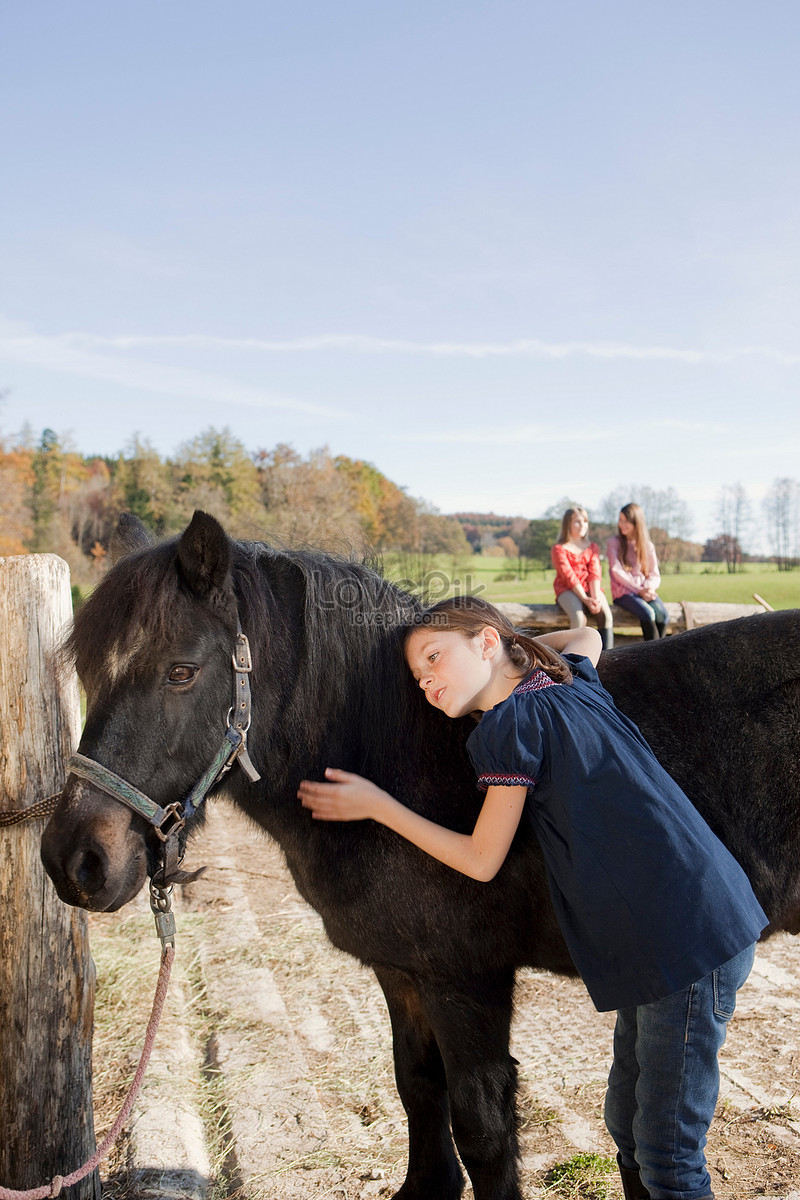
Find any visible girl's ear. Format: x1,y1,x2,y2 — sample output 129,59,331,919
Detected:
480,626,502,659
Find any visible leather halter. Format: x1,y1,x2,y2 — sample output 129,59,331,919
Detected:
67,623,261,887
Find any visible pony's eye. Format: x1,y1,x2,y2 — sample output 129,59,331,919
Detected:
168,665,197,684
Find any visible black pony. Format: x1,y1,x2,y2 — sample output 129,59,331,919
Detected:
42,512,800,1200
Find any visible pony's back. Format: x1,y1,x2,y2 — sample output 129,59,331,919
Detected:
598,611,800,931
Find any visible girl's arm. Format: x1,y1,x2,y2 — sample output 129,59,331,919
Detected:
534,627,602,664
606,536,632,591
298,770,528,883
643,540,661,591
587,546,603,603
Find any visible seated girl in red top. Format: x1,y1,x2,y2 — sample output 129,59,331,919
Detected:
551,506,613,650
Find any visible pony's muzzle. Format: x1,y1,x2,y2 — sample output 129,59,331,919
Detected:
41,787,150,911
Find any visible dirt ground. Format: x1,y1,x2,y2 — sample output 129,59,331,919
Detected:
91,803,800,1200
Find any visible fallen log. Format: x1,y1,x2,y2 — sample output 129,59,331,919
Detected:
495,599,768,636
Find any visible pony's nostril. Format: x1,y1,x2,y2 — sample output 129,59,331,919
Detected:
69,847,107,894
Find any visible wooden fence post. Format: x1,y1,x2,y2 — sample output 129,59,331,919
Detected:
0,555,100,1198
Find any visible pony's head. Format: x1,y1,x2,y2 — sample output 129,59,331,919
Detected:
41,510,245,910
41,509,440,912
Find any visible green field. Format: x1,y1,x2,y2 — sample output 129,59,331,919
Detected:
382,555,800,610
73,557,800,615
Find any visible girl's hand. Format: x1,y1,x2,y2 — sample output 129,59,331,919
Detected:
298,767,390,822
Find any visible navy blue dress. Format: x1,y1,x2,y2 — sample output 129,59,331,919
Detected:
466,655,767,1012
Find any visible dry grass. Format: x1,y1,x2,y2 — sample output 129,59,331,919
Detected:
89,904,160,1172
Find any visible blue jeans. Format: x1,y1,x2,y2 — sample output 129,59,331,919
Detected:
614,592,669,640
604,943,756,1199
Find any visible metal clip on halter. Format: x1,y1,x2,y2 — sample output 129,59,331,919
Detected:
150,879,176,951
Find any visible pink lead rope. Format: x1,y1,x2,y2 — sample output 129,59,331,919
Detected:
0,943,175,1200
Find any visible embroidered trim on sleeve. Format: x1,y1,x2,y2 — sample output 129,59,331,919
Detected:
477,772,537,791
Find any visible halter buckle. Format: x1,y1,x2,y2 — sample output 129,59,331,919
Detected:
154,802,186,842
232,633,253,673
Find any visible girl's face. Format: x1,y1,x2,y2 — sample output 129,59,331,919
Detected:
405,626,496,718
570,512,589,540
618,511,635,538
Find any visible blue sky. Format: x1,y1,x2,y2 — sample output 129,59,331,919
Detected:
2,1,798,547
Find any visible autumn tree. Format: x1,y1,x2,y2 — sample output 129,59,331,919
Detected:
412,504,472,557
334,455,422,551
63,458,116,558
172,427,264,536
0,439,34,555
255,444,365,549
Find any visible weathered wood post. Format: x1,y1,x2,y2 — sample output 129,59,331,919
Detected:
0,555,100,1198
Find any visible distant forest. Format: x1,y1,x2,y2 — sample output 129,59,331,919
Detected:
0,425,794,581
0,426,471,583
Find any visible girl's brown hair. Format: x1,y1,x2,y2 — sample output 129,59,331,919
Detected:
556,506,589,545
405,595,573,685
618,502,652,573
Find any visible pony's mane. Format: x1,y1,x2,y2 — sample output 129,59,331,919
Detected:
67,528,483,824
231,541,449,781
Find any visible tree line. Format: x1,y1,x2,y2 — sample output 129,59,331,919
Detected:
1,424,796,580
0,426,471,583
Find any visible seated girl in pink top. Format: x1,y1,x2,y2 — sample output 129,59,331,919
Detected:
606,502,669,640
551,506,613,650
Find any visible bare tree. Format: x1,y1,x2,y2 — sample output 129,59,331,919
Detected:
598,485,694,566
715,483,751,572
542,496,584,520
763,478,800,570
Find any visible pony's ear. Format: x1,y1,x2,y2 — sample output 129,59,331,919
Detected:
110,512,154,564
176,511,232,600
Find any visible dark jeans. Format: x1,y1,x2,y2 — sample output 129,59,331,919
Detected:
614,593,669,640
604,944,755,1198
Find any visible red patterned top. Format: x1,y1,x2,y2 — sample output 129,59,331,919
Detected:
551,542,602,599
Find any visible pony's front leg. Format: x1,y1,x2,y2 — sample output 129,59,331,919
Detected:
422,969,522,1200
374,965,464,1200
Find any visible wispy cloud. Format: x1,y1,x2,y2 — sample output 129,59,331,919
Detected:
393,417,735,447
43,330,800,365
0,320,353,419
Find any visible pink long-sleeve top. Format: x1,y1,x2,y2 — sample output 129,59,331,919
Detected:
551,542,602,599
606,535,661,600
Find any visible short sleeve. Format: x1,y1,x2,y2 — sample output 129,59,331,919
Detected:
466,694,543,792
563,653,600,685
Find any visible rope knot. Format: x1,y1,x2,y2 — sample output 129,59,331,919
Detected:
49,1176,64,1197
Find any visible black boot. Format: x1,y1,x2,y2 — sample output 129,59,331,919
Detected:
600,625,614,651
617,1155,650,1200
